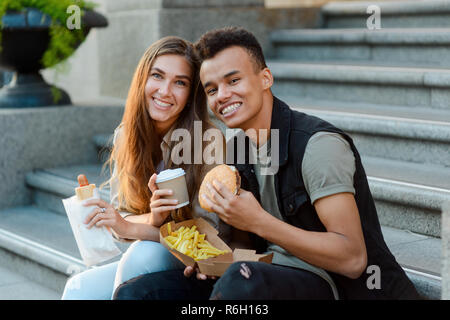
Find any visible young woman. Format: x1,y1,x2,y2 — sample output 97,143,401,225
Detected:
61,36,225,299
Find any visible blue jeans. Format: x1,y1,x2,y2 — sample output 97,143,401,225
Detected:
61,240,184,300
114,261,336,300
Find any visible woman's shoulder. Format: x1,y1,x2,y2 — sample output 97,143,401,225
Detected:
113,123,125,145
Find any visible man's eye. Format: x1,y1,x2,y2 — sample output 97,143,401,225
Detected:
207,88,217,95
230,78,240,84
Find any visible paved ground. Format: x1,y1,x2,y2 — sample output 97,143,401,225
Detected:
0,265,61,300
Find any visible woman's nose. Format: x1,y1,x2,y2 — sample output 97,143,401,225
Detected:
158,81,171,96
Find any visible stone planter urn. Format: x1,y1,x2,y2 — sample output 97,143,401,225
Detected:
0,8,107,108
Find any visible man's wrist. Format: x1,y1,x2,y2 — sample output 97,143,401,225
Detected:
252,208,272,238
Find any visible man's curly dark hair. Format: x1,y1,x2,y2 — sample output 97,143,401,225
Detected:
195,26,267,72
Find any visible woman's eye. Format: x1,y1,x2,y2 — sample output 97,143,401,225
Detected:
175,80,187,86
152,73,162,79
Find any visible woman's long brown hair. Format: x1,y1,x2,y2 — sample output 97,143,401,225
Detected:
102,36,218,219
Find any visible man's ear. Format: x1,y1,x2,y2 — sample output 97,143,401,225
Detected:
261,68,273,90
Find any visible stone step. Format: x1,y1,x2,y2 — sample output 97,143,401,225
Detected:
269,60,450,110
279,97,450,168
362,156,449,238
322,0,450,28
28,132,450,239
271,28,450,67
0,264,61,300
0,206,129,294
25,164,110,216
381,225,441,299
0,205,440,299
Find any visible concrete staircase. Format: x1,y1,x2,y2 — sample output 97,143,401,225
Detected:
0,135,130,296
268,0,450,299
0,0,448,300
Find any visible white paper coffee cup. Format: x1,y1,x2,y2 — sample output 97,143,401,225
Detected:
155,168,189,209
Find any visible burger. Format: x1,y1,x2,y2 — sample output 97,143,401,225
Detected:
198,165,241,212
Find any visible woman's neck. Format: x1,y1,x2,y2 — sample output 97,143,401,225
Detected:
154,119,175,139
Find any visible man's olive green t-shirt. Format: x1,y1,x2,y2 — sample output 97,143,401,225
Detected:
251,131,356,300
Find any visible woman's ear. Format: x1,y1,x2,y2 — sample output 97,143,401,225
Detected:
261,67,274,90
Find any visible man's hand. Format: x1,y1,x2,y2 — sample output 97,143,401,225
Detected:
201,179,268,233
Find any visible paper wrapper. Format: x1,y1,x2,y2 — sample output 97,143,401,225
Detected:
62,188,122,267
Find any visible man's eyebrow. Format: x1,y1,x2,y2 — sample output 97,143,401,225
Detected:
203,70,240,89
224,70,240,78
151,67,191,81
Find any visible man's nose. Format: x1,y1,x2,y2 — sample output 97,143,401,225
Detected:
217,84,232,103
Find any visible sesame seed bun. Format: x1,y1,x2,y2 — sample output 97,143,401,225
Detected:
198,164,241,212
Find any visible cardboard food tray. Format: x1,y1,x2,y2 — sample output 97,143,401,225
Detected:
160,218,273,277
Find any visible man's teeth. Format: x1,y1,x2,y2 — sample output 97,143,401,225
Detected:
221,103,241,115
154,98,172,108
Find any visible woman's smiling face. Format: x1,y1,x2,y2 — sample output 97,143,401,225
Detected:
145,54,193,135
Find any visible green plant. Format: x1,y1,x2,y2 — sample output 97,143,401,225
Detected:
0,0,96,68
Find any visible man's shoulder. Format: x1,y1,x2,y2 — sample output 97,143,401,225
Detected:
274,98,335,134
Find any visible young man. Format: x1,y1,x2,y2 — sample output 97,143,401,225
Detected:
114,27,420,300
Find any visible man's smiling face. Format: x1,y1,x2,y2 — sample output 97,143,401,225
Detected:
200,46,267,130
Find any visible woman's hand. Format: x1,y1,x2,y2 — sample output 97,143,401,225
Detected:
148,173,179,227
83,199,131,239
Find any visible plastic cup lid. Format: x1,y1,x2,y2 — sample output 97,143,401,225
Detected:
155,168,186,183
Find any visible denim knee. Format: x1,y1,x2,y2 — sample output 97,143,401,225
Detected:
113,281,139,300
115,240,184,289
61,262,118,300
211,261,263,300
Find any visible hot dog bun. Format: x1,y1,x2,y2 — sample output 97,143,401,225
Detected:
75,174,96,200
198,164,240,212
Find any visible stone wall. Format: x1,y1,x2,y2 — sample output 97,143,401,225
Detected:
42,0,319,102
0,104,124,210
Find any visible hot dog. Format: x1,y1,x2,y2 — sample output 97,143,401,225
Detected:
75,174,96,200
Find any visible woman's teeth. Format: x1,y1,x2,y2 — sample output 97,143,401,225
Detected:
221,103,241,115
154,98,172,108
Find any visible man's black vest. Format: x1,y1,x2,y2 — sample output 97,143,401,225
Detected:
228,96,419,299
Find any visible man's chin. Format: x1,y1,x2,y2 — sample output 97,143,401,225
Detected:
222,118,242,129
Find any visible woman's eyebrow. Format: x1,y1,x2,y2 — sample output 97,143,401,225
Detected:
151,67,191,81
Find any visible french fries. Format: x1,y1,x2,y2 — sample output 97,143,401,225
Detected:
163,225,229,261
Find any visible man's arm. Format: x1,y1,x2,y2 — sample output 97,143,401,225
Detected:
253,192,367,279
203,183,367,279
